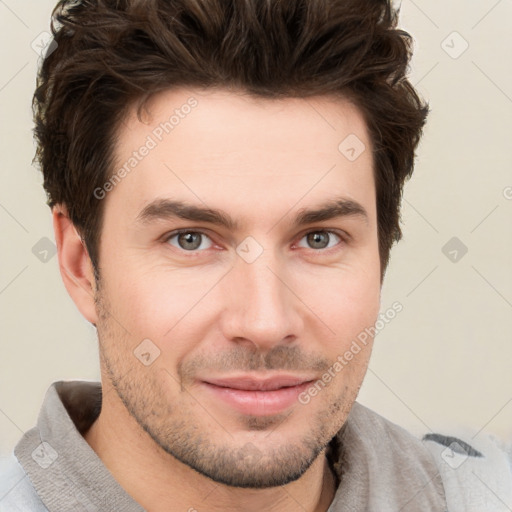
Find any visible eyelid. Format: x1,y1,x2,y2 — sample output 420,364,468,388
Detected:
295,227,351,244
162,227,350,253
291,229,349,253
162,228,217,250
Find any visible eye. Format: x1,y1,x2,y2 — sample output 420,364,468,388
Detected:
296,230,343,251
165,230,214,251
163,228,345,254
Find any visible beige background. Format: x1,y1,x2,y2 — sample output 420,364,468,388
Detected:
1,0,511,459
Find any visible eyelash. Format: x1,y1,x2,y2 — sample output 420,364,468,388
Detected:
162,228,348,255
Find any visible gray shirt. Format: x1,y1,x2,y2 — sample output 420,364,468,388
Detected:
3,379,489,511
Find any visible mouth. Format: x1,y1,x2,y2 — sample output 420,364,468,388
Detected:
199,374,315,416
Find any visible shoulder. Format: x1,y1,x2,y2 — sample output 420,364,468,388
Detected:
347,401,431,453
346,403,512,510
422,431,512,512
0,452,49,512
339,402,447,509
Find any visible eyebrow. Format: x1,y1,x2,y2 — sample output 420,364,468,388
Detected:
135,196,369,230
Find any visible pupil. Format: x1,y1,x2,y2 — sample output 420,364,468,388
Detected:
180,232,200,250
309,232,328,249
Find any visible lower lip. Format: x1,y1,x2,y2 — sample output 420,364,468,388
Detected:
200,381,313,416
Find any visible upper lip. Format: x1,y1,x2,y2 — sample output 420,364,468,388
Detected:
201,374,315,391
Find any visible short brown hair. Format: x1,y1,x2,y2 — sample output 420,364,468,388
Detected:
34,0,428,282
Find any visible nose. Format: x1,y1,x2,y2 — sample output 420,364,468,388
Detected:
219,250,304,352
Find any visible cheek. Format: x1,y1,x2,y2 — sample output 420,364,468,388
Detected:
101,260,220,354
298,272,381,376
296,255,381,329
99,220,381,357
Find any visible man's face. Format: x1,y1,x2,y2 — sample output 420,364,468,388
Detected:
93,88,381,487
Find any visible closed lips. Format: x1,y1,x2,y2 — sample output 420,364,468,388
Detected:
202,376,314,391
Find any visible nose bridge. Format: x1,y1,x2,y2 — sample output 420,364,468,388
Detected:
221,246,303,349
243,253,284,313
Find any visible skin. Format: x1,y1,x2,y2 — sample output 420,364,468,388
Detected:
53,87,381,512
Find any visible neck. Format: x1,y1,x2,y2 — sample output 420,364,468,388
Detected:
84,384,337,512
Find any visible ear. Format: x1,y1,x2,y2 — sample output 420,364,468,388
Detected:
52,204,98,325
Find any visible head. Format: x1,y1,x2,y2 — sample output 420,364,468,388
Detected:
36,0,427,489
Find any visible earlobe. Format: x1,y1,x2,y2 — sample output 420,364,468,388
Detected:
52,204,98,325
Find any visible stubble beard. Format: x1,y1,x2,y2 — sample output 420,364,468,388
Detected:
93,285,356,488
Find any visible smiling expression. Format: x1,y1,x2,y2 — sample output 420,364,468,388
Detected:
92,86,381,487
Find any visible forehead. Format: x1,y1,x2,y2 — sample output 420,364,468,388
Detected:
109,87,376,228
